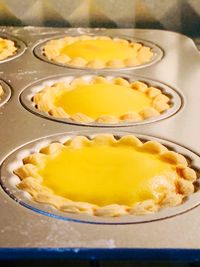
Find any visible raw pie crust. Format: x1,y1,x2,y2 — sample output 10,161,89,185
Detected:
14,134,197,217
33,76,171,124
43,35,153,69
0,37,17,60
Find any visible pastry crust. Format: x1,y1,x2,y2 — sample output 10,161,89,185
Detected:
0,37,17,60
43,35,153,69
33,76,171,124
0,85,3,99
14,134,197,217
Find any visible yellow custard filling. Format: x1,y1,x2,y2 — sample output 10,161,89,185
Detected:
0,38,17,60
0,40,6,53
39,142,178,206
54,83,151,118
62,39,137,62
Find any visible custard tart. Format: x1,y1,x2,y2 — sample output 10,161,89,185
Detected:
43,35,153,69
14,134,197,217
0,37,17,60
33,76,171,124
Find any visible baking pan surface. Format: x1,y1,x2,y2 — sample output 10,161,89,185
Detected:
0,27,200,260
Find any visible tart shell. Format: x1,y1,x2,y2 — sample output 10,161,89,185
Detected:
0,37,17,61
12,134,197,217
0,80,11,107
34,35,163,70
42,35,153,69
1,132,200,224
32,76,171,124
21,74,182,127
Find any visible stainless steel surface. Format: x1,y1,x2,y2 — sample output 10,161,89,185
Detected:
34,34,163,71
0,27,200,250
0,33,26,64
1,131,200,225
20,73,182,127
0,80,11,107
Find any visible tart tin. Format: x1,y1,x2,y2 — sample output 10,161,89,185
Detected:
0,27,200,259
20,73,182,127
0,33,26,64
1,131,200,225
33,34,163,71
0,80,11,107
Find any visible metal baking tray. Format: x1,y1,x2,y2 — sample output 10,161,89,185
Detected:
0,26,200,261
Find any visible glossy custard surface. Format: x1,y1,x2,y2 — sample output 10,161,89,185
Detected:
62,39,137,61
54,83,151,118
0,38,9,53
40,142,178,206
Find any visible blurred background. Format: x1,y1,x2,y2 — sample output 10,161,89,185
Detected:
0,0,199,38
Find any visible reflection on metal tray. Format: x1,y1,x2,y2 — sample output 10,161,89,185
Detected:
0,27,200,261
